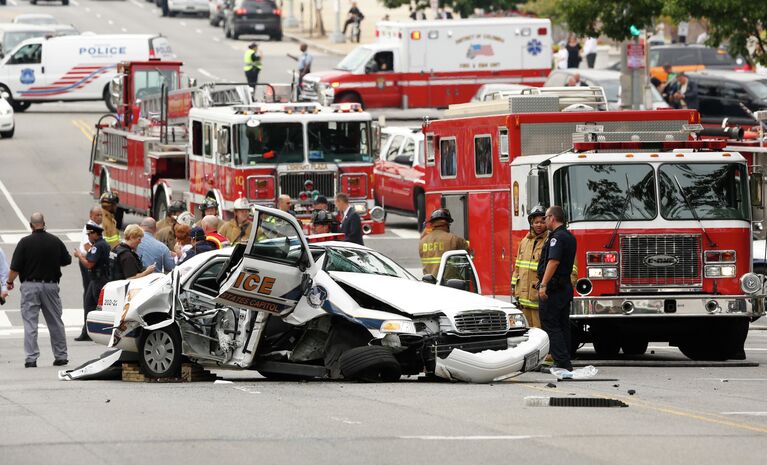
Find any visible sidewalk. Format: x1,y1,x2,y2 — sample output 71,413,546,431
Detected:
281,0,422,55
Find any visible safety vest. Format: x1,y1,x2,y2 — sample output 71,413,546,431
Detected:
243,49,262,72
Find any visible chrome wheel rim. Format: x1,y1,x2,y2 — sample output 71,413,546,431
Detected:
143,331,175,374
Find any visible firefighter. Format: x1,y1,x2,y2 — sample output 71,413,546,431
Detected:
511,206,548,328
195,197,223,230
202,215,229,249
157,200,186,232
537,205,577,372
419,208,469,277
99,192,121,248
218,198,253,245
243,42,262,89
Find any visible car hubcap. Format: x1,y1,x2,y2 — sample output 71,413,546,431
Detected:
144,331,175,373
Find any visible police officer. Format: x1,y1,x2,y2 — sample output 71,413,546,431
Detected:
244,42,262,89
537,205,577,372
419,209,469,277
72,223,110,342
100,192,121,248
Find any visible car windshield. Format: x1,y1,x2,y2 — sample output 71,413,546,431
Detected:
554,164,657,222
325,247,414,279
307,121,371,162
335,47,372,71
3,31,44,54
746,80,767,100
658,163,749,221
235,123,305,165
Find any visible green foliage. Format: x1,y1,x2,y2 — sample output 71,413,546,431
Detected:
379,0,525,18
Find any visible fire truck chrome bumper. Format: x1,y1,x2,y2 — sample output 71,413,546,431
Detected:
572,295,765,318
433,328,549,383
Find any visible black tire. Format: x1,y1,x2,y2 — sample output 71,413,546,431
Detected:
593,337,621,358
0,128,14,139
10,101,30,112
153,190,168,221
678,340,728,361
231,30,239,40
340,346,401,382
104,86,117,113
336,92,361,105
415,192,426,232
139,325,183,378
62,0,69,5
30,0,37,4
273,32,283,41
621,338,649,356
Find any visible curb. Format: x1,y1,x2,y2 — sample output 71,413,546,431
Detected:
283,31,347,56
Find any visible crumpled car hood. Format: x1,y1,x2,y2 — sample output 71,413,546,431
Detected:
329,272,517,317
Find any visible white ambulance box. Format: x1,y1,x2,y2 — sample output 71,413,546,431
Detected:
0,34,174,111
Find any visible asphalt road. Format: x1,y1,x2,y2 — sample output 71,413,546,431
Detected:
1,2,767,464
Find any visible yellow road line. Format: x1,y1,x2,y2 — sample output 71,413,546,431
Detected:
71,120,94,142
520,383,767,434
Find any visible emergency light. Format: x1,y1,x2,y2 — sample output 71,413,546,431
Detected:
573,140,728,152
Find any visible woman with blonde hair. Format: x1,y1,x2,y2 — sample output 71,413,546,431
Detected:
113,224,156,280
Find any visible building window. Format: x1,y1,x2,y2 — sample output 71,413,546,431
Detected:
474,135,492,177
440,138,457,178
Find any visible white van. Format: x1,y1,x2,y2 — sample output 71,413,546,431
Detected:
0,34,174,111
0,23,79,58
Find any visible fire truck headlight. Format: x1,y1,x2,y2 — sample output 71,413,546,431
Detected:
509,313,527,328
740,272,762,294
587,267,617,279
706,265,736,278
370,206,385,222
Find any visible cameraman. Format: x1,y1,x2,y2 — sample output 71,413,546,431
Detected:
342,2,364,34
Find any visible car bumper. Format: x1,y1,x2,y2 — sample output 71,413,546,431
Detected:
232,18,281,33
87,310,139,351
572,294,764,318
0,114,13,130
168,2,208,13
433,327,550,383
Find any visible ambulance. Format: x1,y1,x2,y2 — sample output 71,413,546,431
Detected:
301,18,552,109
0,34,174,112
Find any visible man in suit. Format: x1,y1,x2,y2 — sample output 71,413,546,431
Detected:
335,193,364,245
668,72,699,110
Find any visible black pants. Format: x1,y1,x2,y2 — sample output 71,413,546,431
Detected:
245,69,260,87
82,277,108,333
586,53,597,68
343,18,358,33
79,261,91,310
540,285,573,371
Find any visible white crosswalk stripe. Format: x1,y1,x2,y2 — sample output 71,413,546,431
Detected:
0,309,84,338
389,228,420,239
0,230,82,245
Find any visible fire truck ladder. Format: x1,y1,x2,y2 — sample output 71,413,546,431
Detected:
444,86,609,117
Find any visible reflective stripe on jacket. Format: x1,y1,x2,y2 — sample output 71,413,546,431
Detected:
418,227,469,277
102,210,120,247
512,230,579,310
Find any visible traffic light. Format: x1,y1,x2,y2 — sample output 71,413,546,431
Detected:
629,25,641,37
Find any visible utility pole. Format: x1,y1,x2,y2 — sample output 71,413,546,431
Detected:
330,0,345,43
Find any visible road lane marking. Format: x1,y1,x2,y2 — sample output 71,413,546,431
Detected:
197,68,222,81
0,180,30,232
0,309,83,329
400,435,545,441
9,0,18,5
232,386,261,394
0,312,12,329
389,228,420,239
71,0,80,5
330,417,361,425
130,0,145,8
721,412,767,416
72,120,94,142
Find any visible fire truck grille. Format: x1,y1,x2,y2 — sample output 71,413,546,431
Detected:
620,235,702,288
279,172,336,199
454,310,508,334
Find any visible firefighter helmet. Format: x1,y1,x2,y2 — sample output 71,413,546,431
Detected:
100,191,119,205
428,208,453,224
527,205,546,223
312,209,335,225
233,198,251,210
168,200,186,214
200,197,219,211
177,211,195,227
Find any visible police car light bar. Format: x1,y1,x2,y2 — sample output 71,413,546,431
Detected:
573,140,728,152
307,233,345,243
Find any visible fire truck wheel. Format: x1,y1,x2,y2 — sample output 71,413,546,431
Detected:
678,340,727,361
620,338,648,356
153,193,168,221
592,337,620,358
415,193,425,232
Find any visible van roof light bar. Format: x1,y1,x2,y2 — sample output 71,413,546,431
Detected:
573,140,728,152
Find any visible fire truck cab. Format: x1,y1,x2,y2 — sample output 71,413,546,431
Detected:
422,89,765,361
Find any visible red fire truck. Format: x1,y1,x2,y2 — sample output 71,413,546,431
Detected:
420,89,765,360
301,18,552,109
89,60,385,233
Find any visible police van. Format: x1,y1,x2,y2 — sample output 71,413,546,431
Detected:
0,34,174,111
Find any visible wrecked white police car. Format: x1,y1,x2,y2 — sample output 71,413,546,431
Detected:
85,206,549,383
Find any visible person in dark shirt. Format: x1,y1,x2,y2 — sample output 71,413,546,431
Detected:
335,193,364,245
72,223,111,342
342,2,364,34
113,225,156,280
565,35,582,69
6,213,72,368
178,227,217,265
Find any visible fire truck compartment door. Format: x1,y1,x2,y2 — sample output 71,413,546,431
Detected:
435,250,481,294
215,206,317,315
442,194,467,240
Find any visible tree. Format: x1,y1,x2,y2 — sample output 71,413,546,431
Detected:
379,0,525,19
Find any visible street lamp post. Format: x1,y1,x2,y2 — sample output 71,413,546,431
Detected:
330,0,345,43
285,0,299,28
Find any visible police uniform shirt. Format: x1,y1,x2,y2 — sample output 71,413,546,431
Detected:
86,237,111,278
538,225,576,285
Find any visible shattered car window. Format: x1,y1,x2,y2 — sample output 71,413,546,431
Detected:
250,213,304,264
325,247,414,279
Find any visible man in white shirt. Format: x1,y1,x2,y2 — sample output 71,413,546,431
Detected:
583,37,598,68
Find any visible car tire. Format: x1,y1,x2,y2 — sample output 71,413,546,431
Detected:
62,0,69,5
0,128,13,139
273,32,283,41
340,346,401,382
104,86,117,113
621,338,648,356
415,192,425,232
231,29,239,40
139,325,183,378
592,337,621,358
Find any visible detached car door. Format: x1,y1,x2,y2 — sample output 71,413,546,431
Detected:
216,206,317,315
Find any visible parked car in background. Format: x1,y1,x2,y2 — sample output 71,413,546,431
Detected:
223,0,282,41
374,126,427,228
13,14,59,25
208,0,228,26
687,70,767,125
649,44,750,82
164,0,209,17
544,68,670,110
0,23,79,58
470,83,532,102
0,89,14,138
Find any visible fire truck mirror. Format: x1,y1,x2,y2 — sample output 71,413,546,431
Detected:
187,76,197,88
217,127,231,158
110,75,124,103
372,123,381,154
750,172,763,208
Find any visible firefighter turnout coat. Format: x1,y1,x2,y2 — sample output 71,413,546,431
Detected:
219,219,253,245
512,230,577,310
419,227,470,277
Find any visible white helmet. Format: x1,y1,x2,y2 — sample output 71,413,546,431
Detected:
233,198,251,210
177,211,195,226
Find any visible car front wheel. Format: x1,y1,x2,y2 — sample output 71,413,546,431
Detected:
340,346,401,382
139,325,182,378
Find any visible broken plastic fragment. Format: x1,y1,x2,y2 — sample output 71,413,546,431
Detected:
550,365,598,380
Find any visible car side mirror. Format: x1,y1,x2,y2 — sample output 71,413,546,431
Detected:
300,272,313,296
422,275,437,284
394,154,413,165
445,279,467,291
751,172,764,207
